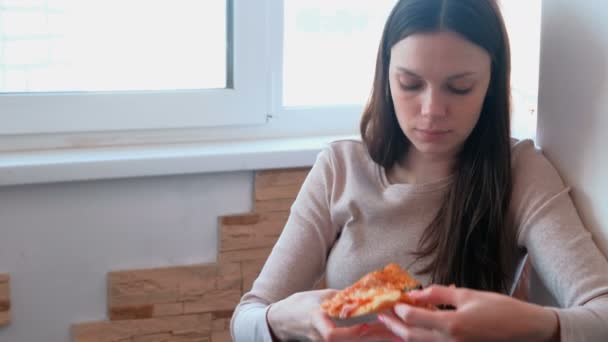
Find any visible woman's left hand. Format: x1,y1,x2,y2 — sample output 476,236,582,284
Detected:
377,285,560,342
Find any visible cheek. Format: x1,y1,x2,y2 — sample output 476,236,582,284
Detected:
455,93,486,122
391,91,419,118
389,80,419,121
392,99,419,129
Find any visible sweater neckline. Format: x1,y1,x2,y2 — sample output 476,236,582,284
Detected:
378,164,455,193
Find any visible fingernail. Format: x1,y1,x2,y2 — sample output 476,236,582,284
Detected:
377,315,385,323
407,290,421,297
394,305,407,318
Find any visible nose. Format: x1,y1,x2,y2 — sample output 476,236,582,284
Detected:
420,88,448,118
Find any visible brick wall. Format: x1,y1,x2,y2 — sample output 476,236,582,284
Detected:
71,168,310,342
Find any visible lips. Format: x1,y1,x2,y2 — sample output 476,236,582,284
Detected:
414,128,450,142
416,128,450,135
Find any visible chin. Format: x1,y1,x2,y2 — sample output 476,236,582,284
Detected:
410,140,459,156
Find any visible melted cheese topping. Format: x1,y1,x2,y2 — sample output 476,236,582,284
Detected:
321,263,424,318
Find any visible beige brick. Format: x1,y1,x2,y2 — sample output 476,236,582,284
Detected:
254,198,296,213
211,311,234,320
110,304,155,320
109,264,235,320
211,330,232,342
132,333,172,342
242,276,256,294
178,280,218,303
241,259,266,293
216,263,242,291
183,289,242,315
72,314,212,342
0,290,9,310
0,274,10,327
153,302,185,317
220,214,260,226
0,311,9,327
255,183,305,201
178,264,240,302
254,168,309,203
108,302,184,320
109,265,217,300
168,337,210,342
173,337,210,342
219,212,288,252
133,333,209,342
212,318,231,332
255,168,310,188
219,248,273,264
241,260,267,278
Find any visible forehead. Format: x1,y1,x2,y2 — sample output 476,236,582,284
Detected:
389,31,491,77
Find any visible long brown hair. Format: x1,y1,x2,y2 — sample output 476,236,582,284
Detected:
360,0,516,293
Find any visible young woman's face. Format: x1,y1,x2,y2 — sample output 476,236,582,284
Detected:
389,31,492,159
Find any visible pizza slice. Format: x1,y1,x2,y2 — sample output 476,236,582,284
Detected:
321,263,428,319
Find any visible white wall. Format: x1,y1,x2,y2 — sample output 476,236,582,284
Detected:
0,172,253,342
537,0,608,254
530,0,608,304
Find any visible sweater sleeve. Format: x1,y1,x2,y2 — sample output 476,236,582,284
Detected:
512,140,608,342
231,148,341,341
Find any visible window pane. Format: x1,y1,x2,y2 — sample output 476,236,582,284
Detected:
0,0,227,92
283,0,397,107
500,0,542,140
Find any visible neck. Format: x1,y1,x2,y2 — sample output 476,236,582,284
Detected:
388,147,457,185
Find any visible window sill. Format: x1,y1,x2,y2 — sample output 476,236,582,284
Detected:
0,134,357,187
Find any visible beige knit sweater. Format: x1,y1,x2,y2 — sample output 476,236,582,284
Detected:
231,139,608,341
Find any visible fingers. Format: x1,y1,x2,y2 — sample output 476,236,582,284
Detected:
312,310,366,341
317,288,340,301
317,288,339,297
312,309,335,331
407,285,465,307
392,303,451,332
378,311,444,342
357,321,402,341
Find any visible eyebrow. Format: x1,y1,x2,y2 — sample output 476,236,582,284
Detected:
395,67,476,80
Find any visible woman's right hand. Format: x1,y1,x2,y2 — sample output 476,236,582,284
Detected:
266,289,397,341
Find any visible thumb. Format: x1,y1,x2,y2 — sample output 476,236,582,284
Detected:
407,285,463,307
316,288,340,300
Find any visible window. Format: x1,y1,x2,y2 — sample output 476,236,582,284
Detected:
0,0,269,135
0,0,541,146
277,0,541,140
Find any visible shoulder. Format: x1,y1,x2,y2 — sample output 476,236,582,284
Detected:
325,138,367,155
509,139,571,234
321,138,376,170
311,139,380,188
510,138,566,191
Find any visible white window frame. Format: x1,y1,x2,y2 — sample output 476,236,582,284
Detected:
0,0,271,135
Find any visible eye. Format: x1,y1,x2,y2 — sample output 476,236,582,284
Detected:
399,81,423,91
446,80,475,95
447,86,473,95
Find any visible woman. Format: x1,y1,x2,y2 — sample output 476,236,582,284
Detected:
231,0,608,341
